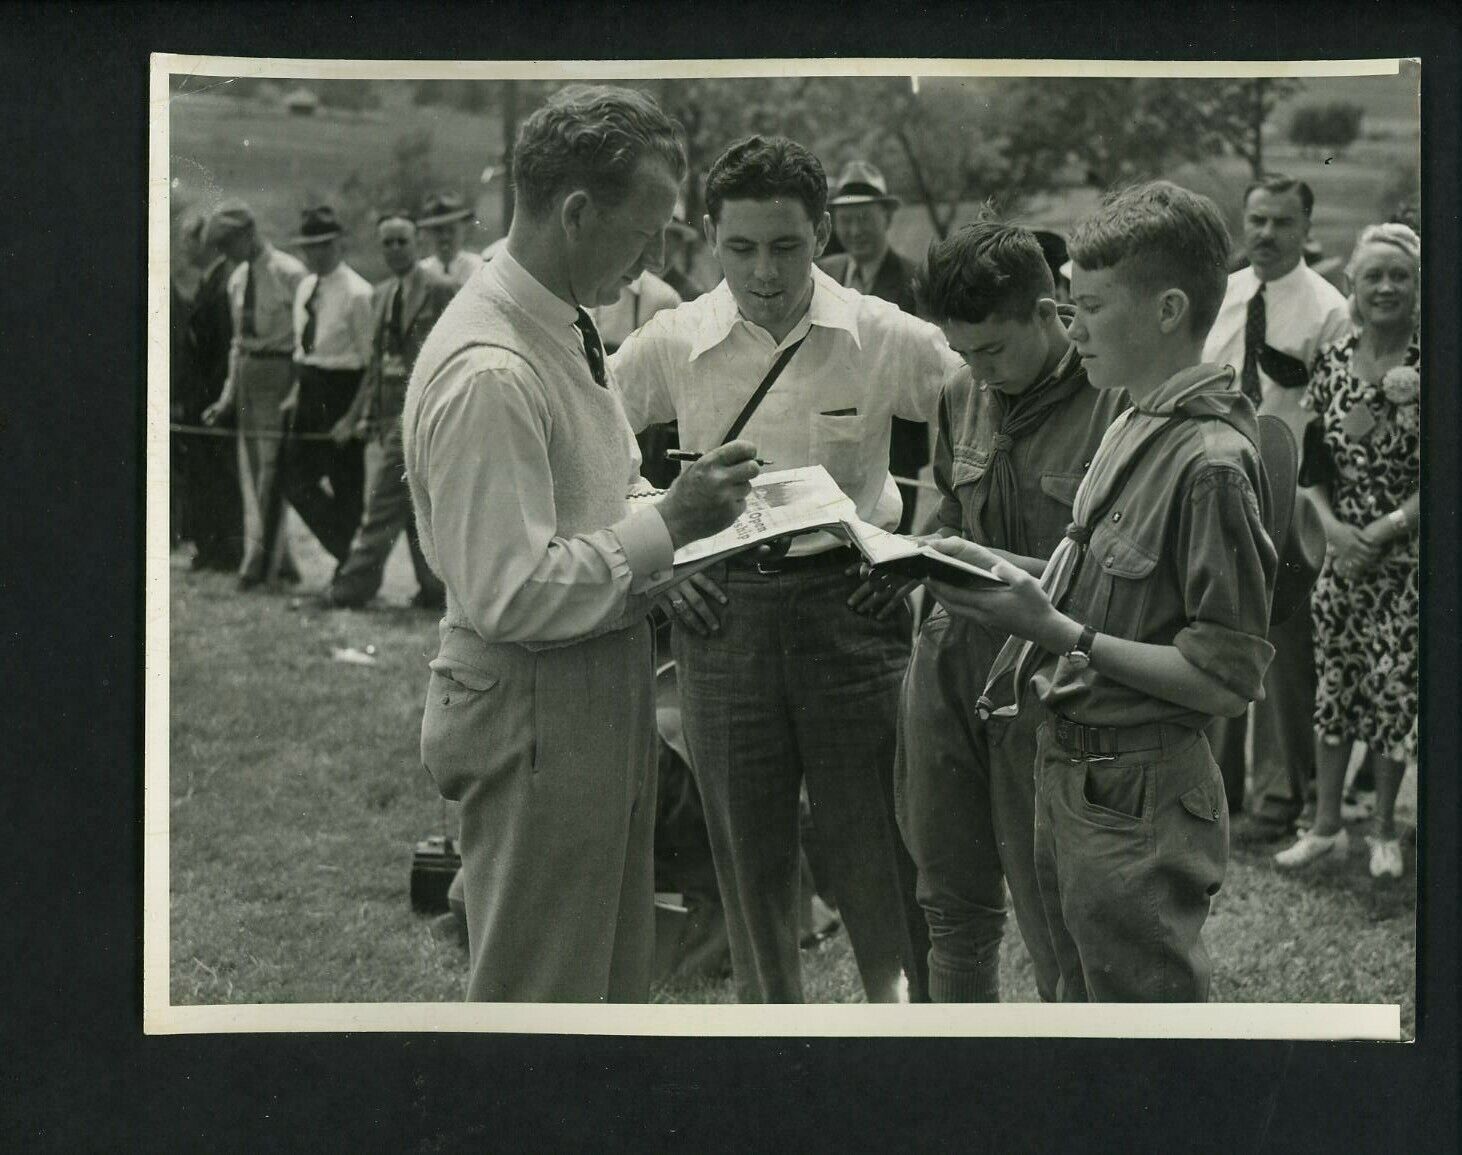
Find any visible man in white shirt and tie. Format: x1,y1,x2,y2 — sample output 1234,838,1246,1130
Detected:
275,205,376,570
613,136,966,1004
417,192,485,288
1203,175,1351,840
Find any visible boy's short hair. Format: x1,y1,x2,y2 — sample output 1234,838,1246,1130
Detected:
1069,181,1232,336
913,221,1056,324
705,136,827,225
512,85,687,218
1243,173,1315,218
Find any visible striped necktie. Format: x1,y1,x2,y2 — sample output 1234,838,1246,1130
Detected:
574,308,609,389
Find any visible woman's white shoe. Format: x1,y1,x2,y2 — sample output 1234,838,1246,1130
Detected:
1366,836,1404,879
1275,827,1351,869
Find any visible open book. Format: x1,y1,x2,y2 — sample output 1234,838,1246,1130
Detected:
643,465,1004,593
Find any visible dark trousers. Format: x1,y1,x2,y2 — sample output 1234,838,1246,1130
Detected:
1034,721,1228,1002
173,424,244,569
1208,605,1316,824
330,421,442,606
276,365,365,564
895,610,1060,1002
671,561,928,1003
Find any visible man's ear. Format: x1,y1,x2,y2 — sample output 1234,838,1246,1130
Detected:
561,190,592,242
813,211,832,260
1157,287,1191,335
702,213,716,250
1034,297,1059,324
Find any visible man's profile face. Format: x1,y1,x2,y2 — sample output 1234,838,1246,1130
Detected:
707,197,830,338
1068,261,1159,392
940,302,1057,397
1243,187,1309,281
378,219,419,277
565,157,679,308
218,230,253,266
832,202,892,267
427,220,466,266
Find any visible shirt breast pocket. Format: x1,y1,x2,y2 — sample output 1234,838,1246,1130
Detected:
1084,524,1159,637
1034,471,1084,552
809,410,868,489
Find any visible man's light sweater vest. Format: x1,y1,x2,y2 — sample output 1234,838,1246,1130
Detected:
402,265,646,647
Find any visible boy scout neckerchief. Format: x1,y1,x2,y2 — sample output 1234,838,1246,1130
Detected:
966,338,1086,557
975,364,1246,720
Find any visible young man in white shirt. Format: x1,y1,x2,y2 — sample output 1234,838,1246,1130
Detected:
275,205,375,569
612,135,965,1003
1203,176,1351,841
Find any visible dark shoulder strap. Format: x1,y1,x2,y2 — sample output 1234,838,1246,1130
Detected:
719,335,809,445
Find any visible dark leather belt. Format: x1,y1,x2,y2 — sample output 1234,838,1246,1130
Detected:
730,545,858,576
1048,715,1196,761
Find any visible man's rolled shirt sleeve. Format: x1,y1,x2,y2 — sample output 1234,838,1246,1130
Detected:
1171,464,1278,701
421,361,672,644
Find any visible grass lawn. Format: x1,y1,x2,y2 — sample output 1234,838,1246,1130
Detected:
166,520,1416,1032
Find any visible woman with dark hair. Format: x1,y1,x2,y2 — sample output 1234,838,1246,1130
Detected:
1276,223,1420,879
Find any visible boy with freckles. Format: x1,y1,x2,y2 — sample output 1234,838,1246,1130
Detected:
927,182,1279,1002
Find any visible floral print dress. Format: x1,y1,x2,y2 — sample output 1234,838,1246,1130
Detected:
1303,332,1420,763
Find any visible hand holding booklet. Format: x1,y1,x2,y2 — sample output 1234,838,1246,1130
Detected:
642,465,1005,594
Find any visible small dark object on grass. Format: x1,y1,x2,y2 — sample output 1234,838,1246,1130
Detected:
410,835,461,912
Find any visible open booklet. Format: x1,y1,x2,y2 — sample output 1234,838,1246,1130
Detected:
641,465,1005,595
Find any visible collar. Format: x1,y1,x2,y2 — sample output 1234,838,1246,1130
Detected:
493,247,579,330
689,264,862,362
1252,258,1308,296
851,248,889,289
1137,362,1239,416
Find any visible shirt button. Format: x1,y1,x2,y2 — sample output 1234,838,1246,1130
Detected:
1083,461,1091,470
1104,555,1115,568
1111,511,1122,523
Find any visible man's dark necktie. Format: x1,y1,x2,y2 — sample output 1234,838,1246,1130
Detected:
387,281,404,354
1240,283,1265,405
301,277,322,356
574,307,609,388
241,261,257,338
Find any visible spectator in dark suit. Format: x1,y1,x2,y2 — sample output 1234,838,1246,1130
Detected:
818,160,927,532
326,211,457,609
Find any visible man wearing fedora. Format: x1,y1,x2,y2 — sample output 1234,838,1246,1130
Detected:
818,160,928,533
201,200,307,588
325,210,456,610
274,205,374,572
418,192,484,288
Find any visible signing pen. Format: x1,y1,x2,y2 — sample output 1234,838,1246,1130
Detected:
665,450,774,466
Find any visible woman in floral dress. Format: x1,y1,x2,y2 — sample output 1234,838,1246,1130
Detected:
1277,223,1420,879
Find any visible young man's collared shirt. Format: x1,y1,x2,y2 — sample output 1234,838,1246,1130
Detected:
611,265,963,553
1030,365,1278,731
293,262,375,370
590,271,683,352
421,250,484,288
1204,260,1351,447
226,243,307,357
404,247,673,644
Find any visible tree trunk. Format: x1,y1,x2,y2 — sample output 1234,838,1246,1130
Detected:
1249,79,1266,179
893,127,949,240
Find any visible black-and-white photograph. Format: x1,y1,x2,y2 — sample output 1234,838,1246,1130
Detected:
147,56,1420,1036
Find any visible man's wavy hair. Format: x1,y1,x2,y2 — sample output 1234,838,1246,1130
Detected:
512,85,687,218
1069,181,1231,337
914,217,1055,324
704,136,828,224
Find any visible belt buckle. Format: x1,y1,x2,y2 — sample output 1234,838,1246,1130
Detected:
754,557,784,575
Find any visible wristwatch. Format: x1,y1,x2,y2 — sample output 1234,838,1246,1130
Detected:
1065,624,1098,670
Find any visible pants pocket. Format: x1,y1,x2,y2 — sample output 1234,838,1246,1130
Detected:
1080,762,1148,826
420,656,532,802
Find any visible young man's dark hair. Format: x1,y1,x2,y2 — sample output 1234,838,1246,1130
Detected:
511,84,687,218
1242,173,1315,219
704,135,828,224
1070,180,1231,336
914,221,1056,324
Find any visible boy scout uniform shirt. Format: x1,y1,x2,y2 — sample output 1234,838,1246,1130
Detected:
611,264,965,553
1029,365,1278,731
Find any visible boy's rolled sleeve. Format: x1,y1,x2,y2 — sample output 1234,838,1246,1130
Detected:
1171,464,1278,701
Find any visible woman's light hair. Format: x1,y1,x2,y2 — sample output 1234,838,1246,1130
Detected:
1346,221,1421,280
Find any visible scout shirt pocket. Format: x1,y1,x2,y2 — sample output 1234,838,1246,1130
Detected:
809,410,868,494
1082,520,1159,638
1034,471,1085,555
420,633,534,802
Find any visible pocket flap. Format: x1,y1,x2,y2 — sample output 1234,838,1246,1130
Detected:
428,657,499,693
1039,471,1084,508
1180,782,1220,822
1095,527,1159,579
